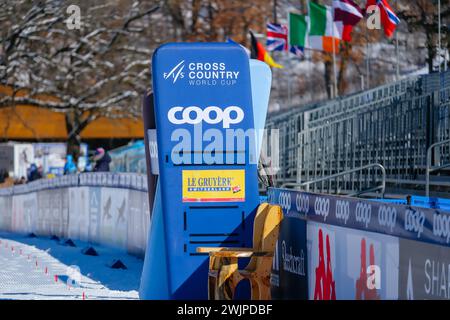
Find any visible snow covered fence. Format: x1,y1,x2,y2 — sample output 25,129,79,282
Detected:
0,173,150,258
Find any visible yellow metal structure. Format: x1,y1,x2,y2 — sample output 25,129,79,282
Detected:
197,203,283,300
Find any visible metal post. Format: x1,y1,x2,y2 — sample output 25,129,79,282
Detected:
332,5,338,97
438,0,442,73
366,31,370,88
273,0,278,24
396,30,400,80
288,57,292,106
426,138,450,197
332,46,338,97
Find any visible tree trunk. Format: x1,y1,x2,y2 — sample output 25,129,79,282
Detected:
324,58,333,99
338,44,350,94
65,111,82,161
426,31,435,73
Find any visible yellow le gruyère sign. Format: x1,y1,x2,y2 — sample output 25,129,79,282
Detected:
182,169,245,202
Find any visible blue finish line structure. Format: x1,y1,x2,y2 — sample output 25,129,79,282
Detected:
140,43,264,300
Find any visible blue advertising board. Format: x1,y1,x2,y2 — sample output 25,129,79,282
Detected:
270,216,308,300
268,188,450,247
268,188,450,300
140,43,260,299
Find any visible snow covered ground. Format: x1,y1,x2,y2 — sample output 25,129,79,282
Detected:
0,232,143,300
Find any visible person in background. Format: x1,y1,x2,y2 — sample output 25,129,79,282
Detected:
37,165,44,178
27,163,42,182
93,148,111,172
64,155,78,175
0,169,5,184
15,176,26,185
0,169,14,188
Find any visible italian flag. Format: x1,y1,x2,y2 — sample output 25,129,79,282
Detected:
308,1,341,54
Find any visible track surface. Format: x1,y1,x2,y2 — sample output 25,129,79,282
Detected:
0,232,143,300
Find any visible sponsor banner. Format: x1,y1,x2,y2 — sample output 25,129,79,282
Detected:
37,189,51,235
147,129,159,175
88,187,101,243
61,188,69,238
23,192,38,234
11,195,24,232
100,188,128,249
0,174,151,259
47,188,69,238
182,169,245,202
271,216,308,299
127,190,147,257
268,188,450,247
11,193,37,234
399,238,450,300
0,196,12,231
67,187,90,242
307,221,399,300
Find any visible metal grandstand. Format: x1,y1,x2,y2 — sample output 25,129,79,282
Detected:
265,70,450,198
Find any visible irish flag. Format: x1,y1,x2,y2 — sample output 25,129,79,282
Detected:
308,1,340,54
289,12,307,56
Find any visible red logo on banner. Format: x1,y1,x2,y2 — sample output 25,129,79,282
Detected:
355,238,380,300
314,229,336,300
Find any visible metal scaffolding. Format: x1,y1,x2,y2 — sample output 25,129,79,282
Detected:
266,71,450,196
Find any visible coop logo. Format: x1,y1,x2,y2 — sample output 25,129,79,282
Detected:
377,206,397,232
278,192,292,211
314,197,330,222
433,212,450,243
168,106,244,128
405,209,425,239
163,60,239,86
355,202,372,228
335,200,350,225
295,194,309,213
163,60,185,83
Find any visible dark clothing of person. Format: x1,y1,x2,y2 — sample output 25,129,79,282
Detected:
28,170,42,182
94,153,111,172
27,164,42,182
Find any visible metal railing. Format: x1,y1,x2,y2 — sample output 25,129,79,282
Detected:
426,139,450,197
281,163,386,198
267,71,450,195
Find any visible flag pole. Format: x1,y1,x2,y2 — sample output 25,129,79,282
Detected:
395,28,400,80
438,0,442,73
273,0,278,24
366,28,370,89
395,1,400,81
287,11,292,106
332,3,338,97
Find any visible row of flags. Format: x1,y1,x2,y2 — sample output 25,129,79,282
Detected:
254,0,400,68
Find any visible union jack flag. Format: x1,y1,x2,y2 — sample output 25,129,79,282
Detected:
266,23,288,52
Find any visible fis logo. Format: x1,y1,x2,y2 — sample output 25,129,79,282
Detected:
163,60,185,83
